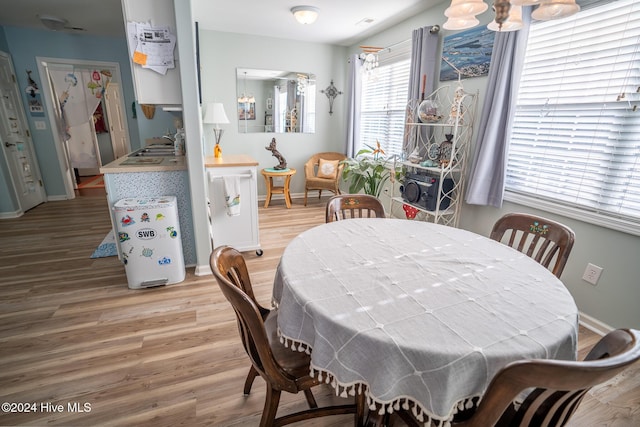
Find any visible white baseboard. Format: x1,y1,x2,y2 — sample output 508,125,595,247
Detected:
195,264,212,276
0,210,22,219
578,311,614,336
47,195,69,201
257,192,333,202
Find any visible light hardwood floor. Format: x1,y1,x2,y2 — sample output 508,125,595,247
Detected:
0,192,638,426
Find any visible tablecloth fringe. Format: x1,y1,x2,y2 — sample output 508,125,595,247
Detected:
308,366,466,427
276,329,482,427
277,329,312,355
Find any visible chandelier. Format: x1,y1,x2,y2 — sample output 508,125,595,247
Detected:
358,45,382,77
443,0,581,32
237,71,255,104
296,73,309,95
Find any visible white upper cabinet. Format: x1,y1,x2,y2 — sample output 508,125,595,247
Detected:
121,0,182,105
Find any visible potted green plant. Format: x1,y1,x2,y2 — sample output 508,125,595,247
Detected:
341,142,396,198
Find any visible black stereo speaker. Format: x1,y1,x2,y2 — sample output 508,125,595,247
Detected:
400,174,454,211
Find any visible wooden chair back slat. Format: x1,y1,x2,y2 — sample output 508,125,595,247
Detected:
490,213,575,278
325,194,385,223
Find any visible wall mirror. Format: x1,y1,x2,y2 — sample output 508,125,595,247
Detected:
236,68,316,133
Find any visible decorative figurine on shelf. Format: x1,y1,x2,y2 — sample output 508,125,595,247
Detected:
447,85,465,125
265,138,287,170
439,133,454,167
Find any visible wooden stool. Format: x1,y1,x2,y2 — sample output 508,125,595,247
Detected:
261,168,296,208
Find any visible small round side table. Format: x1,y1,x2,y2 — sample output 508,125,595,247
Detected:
261,168,297,208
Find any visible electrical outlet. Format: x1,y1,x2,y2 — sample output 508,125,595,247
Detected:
582,263,603,285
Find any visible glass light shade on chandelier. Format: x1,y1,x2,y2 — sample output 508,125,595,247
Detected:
237,94,255,103
445,0,488,18
443,0,580,31
487,4,523,31
296,74,308,95
362,53,379,72
443,15,480,30
510,0,544,5
532,0,580,20
237,71,255,104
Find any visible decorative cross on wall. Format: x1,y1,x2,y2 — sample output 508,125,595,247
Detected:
321,80,342,115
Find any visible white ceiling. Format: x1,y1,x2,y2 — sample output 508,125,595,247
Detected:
0,0,441,46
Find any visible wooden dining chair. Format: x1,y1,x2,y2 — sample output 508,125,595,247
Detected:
210,246,362,427
304,152,347,206
325,194,386,223
490,213,575,278
453,328,640,427
397,328,640,427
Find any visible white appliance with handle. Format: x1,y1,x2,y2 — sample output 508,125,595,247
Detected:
113,196,185,289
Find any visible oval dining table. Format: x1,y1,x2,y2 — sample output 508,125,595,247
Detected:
272,218,578,425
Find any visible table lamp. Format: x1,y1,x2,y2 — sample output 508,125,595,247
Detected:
203,102,229,158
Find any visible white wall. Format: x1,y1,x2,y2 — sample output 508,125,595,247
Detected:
198,30,348,195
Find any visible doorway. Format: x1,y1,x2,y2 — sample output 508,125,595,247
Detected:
36,57,131,199
0,51,46,213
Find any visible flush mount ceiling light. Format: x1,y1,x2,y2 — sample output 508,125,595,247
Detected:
443,0,580,32
291,6,320,25
38,15,68,31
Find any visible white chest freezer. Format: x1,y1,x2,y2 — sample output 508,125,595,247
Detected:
113,196,185,289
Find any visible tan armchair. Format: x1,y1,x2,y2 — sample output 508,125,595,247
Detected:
303,152,347,206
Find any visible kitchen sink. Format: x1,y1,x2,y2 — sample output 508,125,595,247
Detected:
129,146,176,157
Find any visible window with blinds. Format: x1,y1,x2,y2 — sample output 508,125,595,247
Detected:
506,0,640,232
359,58,410,157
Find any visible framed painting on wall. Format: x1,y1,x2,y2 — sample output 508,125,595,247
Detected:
440,26,495,81
238,102,256,120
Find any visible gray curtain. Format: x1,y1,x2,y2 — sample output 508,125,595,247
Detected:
465,10,531,207
408,26,440,102
345,54,361,157
406,26,440,154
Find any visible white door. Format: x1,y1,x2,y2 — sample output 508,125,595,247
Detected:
0,52,46,212
104,83,130,159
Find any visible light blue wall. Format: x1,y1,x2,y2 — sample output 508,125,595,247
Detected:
198,30,347,195
1,25,141,199
0,26,179,203
0,27,8,51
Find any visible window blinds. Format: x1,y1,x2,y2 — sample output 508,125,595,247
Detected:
359,58,410,157
506,0,640,224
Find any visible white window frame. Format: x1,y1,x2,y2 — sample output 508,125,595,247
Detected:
358,51,411,158
505,0,640,236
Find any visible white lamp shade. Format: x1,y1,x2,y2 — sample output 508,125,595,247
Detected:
445,0,488,18
532,0,580,20
291,6,319,24
488,5,524,31
443,15,480,30
203,103,229,125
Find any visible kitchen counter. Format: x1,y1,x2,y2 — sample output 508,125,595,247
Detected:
100,154,187,173
204,154,258,168
100,152,194,266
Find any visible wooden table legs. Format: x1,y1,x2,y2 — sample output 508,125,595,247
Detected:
261,168,296,208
